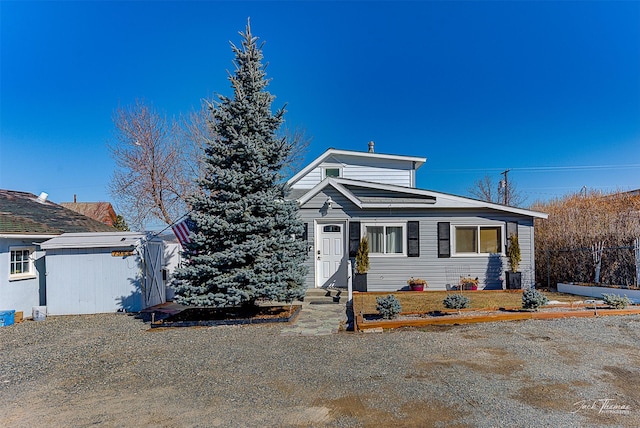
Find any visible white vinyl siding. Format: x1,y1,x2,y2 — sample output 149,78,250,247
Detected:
292,155,416,189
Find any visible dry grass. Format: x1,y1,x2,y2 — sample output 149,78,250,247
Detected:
353,290,582,315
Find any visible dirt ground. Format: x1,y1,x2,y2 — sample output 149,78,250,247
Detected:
2,313,640,427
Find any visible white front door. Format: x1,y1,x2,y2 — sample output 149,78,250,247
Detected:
316,222,347,288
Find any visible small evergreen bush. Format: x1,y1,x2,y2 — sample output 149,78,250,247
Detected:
522,289,548,310
443,294,470,310
376,295,402,319
507,233,521,272
355,237,370,274
602,293,631,309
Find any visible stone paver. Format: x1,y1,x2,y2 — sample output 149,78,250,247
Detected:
280,301,348,336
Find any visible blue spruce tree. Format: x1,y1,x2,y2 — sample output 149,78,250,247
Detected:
172,22,308,307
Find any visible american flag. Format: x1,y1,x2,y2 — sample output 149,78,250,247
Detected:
172,216,196,249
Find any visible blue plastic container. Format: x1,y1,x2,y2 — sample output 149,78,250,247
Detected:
0,310,15,327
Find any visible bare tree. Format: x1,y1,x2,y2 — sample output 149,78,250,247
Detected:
110,99,310,230
109,99,192,230
278,125,312,181
468,174,526,207
180,99,311,184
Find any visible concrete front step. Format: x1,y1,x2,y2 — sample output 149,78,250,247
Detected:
304,288,346,304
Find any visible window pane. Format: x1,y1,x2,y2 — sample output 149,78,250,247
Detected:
480,227,500,253
386,226,403,253
10,249,31,275
456,227,477,253
325,168,340,178
367,226,384,253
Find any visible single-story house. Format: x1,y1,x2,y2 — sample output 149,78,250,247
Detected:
287,145,548,291
0,189,116,315
40,232,165,315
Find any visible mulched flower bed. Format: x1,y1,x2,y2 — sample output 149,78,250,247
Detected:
151,304,301,328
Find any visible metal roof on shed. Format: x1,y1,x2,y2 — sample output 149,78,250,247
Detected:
40,232,156,250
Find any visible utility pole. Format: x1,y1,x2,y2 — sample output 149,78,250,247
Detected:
500,169,510,205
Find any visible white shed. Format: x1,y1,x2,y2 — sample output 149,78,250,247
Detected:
40,232,166,315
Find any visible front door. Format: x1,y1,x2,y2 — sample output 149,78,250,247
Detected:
316,222,347,288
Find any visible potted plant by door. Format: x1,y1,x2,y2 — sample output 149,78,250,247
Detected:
506,233,522,289
407,277,428,291
353,237,369,292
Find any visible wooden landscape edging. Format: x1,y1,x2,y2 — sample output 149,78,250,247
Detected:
354,307,640,331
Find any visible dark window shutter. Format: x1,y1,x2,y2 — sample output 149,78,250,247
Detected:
302,223,308,242
407,221,420,257
437,222,451,258
349,221,361,257
506,221,518,252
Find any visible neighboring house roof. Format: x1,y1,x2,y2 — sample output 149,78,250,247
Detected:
0,189,116,235
60,202,117,227
287,148,427,187
40,232,152,250
293,177,548,219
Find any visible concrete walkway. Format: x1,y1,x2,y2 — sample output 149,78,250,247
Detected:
280,301,349,336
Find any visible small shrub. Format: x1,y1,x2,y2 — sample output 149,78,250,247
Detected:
443,294,470,310
602,293,631,309
355,237,370,274
506,233,521,272
522,289,548,310
376,295,402,319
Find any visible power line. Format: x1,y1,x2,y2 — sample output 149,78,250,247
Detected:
428,164,640,173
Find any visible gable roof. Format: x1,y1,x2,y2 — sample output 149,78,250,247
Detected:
287,148,426,187
0,189,116,235
293,178,548,219
60,202,117,227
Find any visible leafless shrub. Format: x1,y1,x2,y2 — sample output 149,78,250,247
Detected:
532,190,640,287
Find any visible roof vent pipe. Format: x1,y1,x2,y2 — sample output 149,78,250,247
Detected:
368,141,374,153
37,192,48,203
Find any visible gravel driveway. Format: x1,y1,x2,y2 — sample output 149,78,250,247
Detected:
1,313,639,427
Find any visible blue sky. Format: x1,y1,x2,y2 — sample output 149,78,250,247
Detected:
2,1,639,215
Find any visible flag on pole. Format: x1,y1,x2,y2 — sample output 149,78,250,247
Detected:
172,216,196,249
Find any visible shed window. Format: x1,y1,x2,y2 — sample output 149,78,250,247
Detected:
9,247,36,280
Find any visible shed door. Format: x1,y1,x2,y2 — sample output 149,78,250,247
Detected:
143,242,166,308
316,223,347,288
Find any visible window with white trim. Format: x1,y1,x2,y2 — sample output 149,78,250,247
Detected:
9,246,36,280
364,223,405,255
453,225,503,255
323,167,341,178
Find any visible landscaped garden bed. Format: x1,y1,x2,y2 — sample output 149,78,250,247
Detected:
352,290,640,331
151,304,301,328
